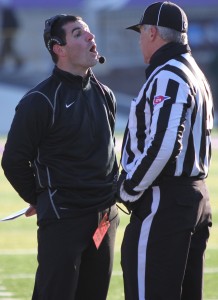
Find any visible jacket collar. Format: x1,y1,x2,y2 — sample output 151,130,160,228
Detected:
53,66,91,89
145,42,191,78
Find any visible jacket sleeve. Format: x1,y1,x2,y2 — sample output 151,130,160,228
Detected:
1,92,52,205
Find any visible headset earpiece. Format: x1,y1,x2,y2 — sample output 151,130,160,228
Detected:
47,37,65,52
44,14,67,52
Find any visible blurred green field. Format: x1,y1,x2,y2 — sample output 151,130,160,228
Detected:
0,134,218,300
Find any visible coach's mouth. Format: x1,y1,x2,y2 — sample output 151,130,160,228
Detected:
89,44,97,55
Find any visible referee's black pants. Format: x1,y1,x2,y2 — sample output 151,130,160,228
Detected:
32,204,119,300
121,178,212,300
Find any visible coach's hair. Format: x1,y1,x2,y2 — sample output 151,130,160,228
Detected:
144,24,188,45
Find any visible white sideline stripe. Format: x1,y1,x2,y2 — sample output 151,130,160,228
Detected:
0,291,14,296
0,284,15,299
1,274,34,279
205,267,218,273
207,245,218,250
0,249,36,255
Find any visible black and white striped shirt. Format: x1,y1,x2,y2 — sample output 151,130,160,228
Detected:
120,43,214,201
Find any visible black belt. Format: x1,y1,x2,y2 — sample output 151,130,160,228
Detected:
153,175,203,185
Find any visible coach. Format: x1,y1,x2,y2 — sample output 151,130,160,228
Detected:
2,14,119,300
117,2,214,300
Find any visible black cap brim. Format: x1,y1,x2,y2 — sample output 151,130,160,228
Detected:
126,24,141,32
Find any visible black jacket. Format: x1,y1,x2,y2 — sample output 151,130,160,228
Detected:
2,67,118,220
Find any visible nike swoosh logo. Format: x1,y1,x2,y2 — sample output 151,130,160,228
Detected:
66,101,75,108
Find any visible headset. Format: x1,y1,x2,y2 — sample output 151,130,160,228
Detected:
43,14,69,52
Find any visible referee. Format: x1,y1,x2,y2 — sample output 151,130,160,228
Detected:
117,2,214,300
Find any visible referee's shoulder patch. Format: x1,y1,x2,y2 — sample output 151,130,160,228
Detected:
153,95,171,105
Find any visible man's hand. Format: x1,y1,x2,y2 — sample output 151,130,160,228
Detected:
116,172,126,202
25,205,36,217
116,171,144,214
116,172,132,213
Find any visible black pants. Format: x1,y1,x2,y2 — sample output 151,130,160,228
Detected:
121,179,212,300
32,204,119,300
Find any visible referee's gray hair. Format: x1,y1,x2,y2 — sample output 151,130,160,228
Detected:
144,24,188,44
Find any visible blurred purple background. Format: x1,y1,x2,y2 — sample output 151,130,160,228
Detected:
12,0,218,8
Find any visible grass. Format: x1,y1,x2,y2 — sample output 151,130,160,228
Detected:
0,133,218,299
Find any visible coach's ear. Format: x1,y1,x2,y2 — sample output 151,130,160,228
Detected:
53,43,66,57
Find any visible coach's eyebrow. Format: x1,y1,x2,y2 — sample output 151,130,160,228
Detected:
72,27,82,33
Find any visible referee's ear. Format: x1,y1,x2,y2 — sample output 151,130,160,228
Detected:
149,25,157,40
